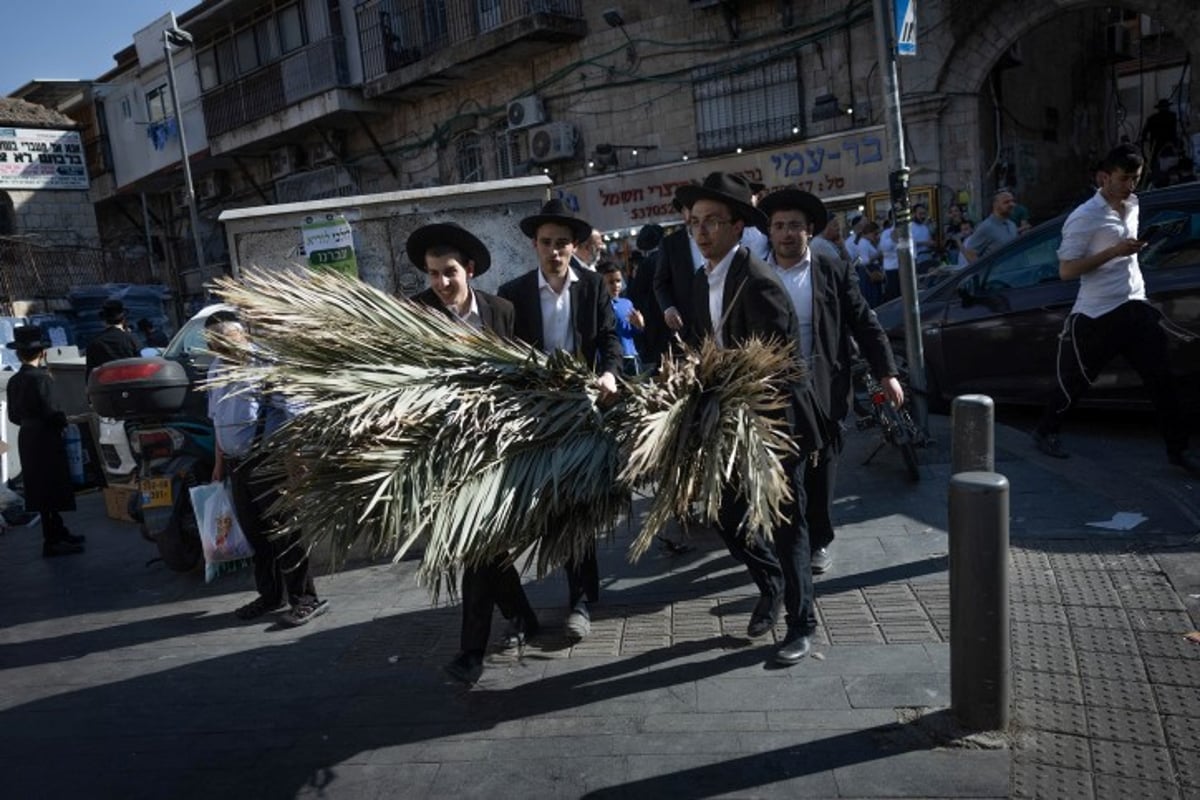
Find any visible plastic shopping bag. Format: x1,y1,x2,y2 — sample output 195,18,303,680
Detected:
190,480,254,583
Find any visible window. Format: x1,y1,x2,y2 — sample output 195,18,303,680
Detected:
255,18,280,64
215,39,237,82
120,96,132,119
1139,204,1200,272
424,0,448,47
692,52,802,156
145,83,173,123
980,228,1062,292
478,0,502,32
235,26,259,74
278,4,305,53
456,133,484,183
197,47,220,91
494,127,522,179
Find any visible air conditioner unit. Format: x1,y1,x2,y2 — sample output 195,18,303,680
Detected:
507,96,546,131
196,171,225,201
529,122,578,164
310,133,344,166
269,145,301,179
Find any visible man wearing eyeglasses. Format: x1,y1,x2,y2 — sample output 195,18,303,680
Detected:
763,188,902,586
673,172,822,666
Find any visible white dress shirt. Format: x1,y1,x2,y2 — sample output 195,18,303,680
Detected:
769,251,814,361
704,244,739,348
879,228,899,272
537,267,579,354
447,289,483,331
1058,190,1146,319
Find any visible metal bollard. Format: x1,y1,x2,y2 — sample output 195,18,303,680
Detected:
949,471,1010,731
951,394,994,473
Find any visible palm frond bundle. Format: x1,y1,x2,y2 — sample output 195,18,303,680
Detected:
209,268,798,592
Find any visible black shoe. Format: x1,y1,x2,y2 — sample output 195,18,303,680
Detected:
234,596,287,620
773,630,812,665
444,651,484,685
42,539,84,557
747,593,781,638
1168,450,1200,476
500,614,540,649
810,547,833,575
1033,431,1069,459
62,531,86,545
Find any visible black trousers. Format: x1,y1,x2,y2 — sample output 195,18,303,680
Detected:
566,545,600,608
460,552,536,653
805,442,840,554
227,453,316,605
1036,300,1188,456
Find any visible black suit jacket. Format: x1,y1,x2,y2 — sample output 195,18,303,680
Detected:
411,287,515,338
802,253,898,427
498,265,621,376
85,325,141,379
651,227,698,335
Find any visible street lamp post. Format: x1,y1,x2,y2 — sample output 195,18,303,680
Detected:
162,26,206,276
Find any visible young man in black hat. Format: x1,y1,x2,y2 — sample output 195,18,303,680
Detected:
499,199,622,643
85,299,141,380
673,171,818,665
405,222,540,684
6,326,85,557
761,187,903,580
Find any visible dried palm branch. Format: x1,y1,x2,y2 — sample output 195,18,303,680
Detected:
208,268,799,593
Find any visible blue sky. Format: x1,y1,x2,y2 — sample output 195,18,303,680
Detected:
2,1,189,96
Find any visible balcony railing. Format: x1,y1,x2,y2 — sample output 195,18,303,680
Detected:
356,0,584,84
201,36,351,139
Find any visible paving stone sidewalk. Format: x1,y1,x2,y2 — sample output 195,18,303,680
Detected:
0,414,1196,798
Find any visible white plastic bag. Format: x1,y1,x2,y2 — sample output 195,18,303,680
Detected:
190,480,254,583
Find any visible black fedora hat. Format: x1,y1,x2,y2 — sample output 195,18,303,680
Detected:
6,325,52,351
519,199,592,243
101,299,126,324
674,172,768,231
406,222,492,276
759,187,829,235
635,223,665,252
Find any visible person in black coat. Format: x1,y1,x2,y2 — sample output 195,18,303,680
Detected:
85,300,140,380
6,326,85,557
760,188,902,579
674,172,819,666
652,199,704,348
404,222,538,685
498,199,621,645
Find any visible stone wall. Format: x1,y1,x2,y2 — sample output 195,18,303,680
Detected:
5,188,101,248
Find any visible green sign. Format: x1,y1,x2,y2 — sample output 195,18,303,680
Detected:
302,214,358,277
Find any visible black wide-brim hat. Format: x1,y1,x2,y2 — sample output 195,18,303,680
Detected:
635,223,665,252
674,172,768,231
406,222,492,276
759,188,829,235
519,199,593,243
6,325,52,350
101,299,126,324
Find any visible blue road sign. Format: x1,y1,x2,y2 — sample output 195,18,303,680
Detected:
895,0,917,56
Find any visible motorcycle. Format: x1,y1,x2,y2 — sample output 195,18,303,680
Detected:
87,358,214,572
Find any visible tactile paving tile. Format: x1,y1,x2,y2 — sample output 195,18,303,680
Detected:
1086,705,1166,746
1013,642,1079,675
1012,581,1065,606
1135,631,1200,661
1154,684,1200,716
1045,551,1108,573
1090,739,1176,783
1013,698,1089,737
816,591,886,644
1075,652,1149,683
1014,669,1084,704
1014,730,1092,771
1071,625,1139,654
1173,747,1200,787
621,606,671,655
1013,622,1073,652
1066,606,1131,630
670,599,721,643
1010,761,1094,800
1013,602,1070,626
1126,609,1195,633
1058,582,1124,608
1145,657,1200,687
1010,547,1052,571
1098,551,1165,573
1080,676,1155,711
1162,713,1200,751
1090,775,1181,800
1112,575,1188,611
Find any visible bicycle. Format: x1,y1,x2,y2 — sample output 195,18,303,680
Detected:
851,359,925,482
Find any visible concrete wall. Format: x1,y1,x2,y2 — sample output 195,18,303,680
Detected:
219,176,553,296
6,188,100,247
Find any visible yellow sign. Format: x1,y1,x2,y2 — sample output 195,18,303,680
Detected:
141,477,173,509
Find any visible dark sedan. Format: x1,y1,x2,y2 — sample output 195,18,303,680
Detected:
876,183,1200,412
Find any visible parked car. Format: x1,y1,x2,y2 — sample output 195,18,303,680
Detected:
875,183,1200,412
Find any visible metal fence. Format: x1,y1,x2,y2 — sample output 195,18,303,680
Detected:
355,0,584,83
201,36,351,138
0,239,155,311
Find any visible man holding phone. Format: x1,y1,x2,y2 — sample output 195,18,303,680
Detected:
1032,143,1198,475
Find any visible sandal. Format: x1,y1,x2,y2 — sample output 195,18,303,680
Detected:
280,598,329,627
234,596,286,620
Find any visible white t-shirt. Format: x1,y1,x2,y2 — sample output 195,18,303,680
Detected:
879,228,899,272
1058,190,1146,318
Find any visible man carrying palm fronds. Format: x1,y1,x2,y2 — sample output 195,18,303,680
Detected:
406,221,540,685
499,200,622,643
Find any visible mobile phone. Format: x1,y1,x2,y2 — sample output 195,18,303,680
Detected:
1138,223,1173,247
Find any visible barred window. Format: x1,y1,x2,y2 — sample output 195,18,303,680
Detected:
493,127,522,179
692,52,803,157
456,133,484,183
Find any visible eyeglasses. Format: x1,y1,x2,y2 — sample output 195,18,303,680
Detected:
769,221,809,234
686,217,734,234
